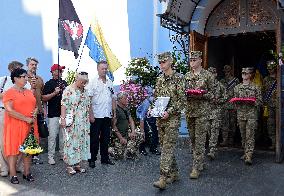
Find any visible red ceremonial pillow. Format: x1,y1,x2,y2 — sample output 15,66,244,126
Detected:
229,97,256,103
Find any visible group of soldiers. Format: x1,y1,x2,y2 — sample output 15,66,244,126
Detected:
152,50,277,190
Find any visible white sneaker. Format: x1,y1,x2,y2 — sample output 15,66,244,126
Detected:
0,170,8,177
48,157,55,165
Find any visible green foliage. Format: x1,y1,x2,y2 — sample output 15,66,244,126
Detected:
65,70,76,85
125,57,160,87
171,52,189,75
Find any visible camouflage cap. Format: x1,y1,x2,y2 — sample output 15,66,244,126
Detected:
223,64,232,72
242,67,255,74
190,51,202,59
157,52,172,63
207,67,217,73
267,60,277,70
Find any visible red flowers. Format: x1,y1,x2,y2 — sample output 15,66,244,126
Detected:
229,97,256,103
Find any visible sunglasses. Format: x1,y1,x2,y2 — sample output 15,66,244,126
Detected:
18,75,28,78
79,71,88,75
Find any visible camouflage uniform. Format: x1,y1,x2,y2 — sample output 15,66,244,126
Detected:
207,67,227,157
185,66,215,172
262,61,277,148
220,65,239,145
111,106,143,160
234,68,262,163
154,52,185,181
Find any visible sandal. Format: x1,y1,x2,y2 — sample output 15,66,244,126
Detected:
10,176,19,184
74,165,86,173
66,167,76,175
23,173,35,182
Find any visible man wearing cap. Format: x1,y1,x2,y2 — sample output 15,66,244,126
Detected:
263,60,277,150
185,51,215,179
220,65,239,146
42,64,67,165
233,67,262,165
0,61,31,177
152,51,185,190
207,67,227,160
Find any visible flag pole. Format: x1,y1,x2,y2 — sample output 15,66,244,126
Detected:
75,24,91,72
58,0,61,85
75,42,86,72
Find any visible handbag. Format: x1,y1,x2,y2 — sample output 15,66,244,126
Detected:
37,114,49,138
59,113,74,127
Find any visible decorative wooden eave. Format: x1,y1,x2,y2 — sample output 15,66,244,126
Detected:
156,0,201,34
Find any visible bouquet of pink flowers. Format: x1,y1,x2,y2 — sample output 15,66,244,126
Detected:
185,89,207,95
229,97,256,104
120,80,148,108
120,80,148,123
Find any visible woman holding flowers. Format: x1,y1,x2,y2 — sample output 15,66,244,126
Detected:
3,68,38,184
60,72,91,175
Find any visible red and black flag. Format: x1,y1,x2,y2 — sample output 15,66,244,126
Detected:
58,0,83,59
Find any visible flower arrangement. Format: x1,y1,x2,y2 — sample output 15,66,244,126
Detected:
120,80,148,121
19,127,43,155
120,80,148,108
125,57,160,87
65,70,76,85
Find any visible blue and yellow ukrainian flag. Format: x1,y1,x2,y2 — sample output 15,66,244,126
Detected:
85,19,122,81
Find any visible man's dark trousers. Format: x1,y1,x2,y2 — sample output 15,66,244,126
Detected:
90,117,111,162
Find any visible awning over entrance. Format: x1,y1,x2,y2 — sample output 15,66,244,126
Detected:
157,0,201,34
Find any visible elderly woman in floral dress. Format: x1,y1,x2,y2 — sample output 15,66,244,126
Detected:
60,72,91,175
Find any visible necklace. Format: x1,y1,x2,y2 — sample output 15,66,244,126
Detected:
14,86,26,96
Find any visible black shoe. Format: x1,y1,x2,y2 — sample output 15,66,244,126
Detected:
150,149,161,155
140,150,148,156
101,160,115,165
10,176,19,184
89,161,96,168
23,173,34,182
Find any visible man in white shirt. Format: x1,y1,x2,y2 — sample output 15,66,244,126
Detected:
0,61,31,177
87,61,116,168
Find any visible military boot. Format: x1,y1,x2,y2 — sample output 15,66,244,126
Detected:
189,168,200,179
244,153,253,165
153,176,167,190
166,172,180,184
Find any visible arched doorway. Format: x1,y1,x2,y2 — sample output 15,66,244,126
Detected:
190,0,283,161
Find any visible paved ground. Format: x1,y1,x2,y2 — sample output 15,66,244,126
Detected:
1,141,284,196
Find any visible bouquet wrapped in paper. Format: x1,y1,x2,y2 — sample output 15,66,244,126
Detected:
229,97,256,104
19,127,43,155
185,89,207,96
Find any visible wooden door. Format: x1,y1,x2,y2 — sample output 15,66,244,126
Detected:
190,31,208,68
275,17,284,163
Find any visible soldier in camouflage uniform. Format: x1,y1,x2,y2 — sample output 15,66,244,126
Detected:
220,65,239,146
207,67,227,160
185,51,215,179
233,67,262,165
263,60,277,149
111,92,144,160
152,52,185,190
